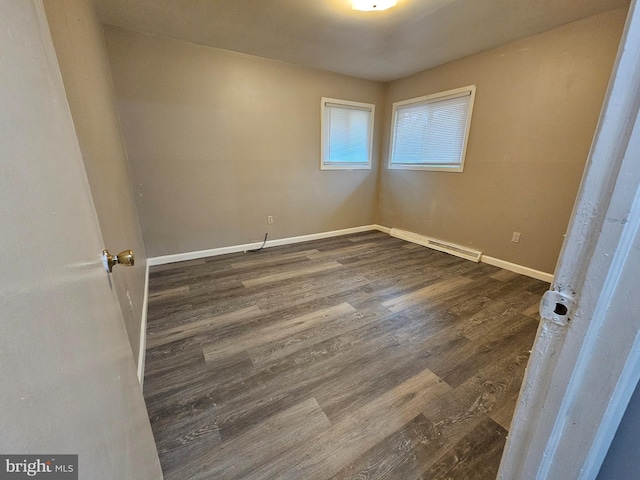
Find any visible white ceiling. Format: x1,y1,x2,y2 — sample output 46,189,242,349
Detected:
93,0,630,82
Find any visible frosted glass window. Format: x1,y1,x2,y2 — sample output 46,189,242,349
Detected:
321,98,374,170
389,86,476,172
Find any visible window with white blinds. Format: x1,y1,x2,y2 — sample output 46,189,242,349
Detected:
321,98,375,170
389,85,476,172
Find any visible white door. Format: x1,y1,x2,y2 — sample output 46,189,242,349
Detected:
0,1,162,478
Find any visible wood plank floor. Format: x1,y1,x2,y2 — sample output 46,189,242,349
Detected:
143,231,547,480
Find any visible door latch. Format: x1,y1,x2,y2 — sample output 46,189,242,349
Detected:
540,290,575,326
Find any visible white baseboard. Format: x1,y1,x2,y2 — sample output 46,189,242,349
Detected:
137,261,150,388
383,226,554,283
390,228,483,262
481,255,554,283
145,223,553,282
148,224,388,266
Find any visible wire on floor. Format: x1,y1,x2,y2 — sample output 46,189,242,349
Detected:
246,233,268,253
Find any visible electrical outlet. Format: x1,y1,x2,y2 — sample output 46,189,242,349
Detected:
512,232,521,243
267,215,274,224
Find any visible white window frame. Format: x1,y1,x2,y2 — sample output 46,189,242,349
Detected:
388,85,476,172
320,97,375,170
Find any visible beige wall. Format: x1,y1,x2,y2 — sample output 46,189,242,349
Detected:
99,8,625,274
378,8,627,274
44,0,148,363
103,27,385,257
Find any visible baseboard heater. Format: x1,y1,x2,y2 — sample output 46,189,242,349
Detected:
389,228,483,263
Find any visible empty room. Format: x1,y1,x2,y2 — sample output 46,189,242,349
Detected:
4,0,640,479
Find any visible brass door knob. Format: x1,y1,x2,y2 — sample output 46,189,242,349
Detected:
102,249,135,273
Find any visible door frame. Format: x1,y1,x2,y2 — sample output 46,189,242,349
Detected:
499,1,640,478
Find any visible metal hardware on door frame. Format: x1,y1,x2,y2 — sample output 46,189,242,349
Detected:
102,249,134,273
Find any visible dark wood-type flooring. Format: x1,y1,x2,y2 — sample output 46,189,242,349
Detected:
143,231,547,479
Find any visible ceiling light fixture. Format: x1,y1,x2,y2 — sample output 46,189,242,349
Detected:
352,0,397,11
